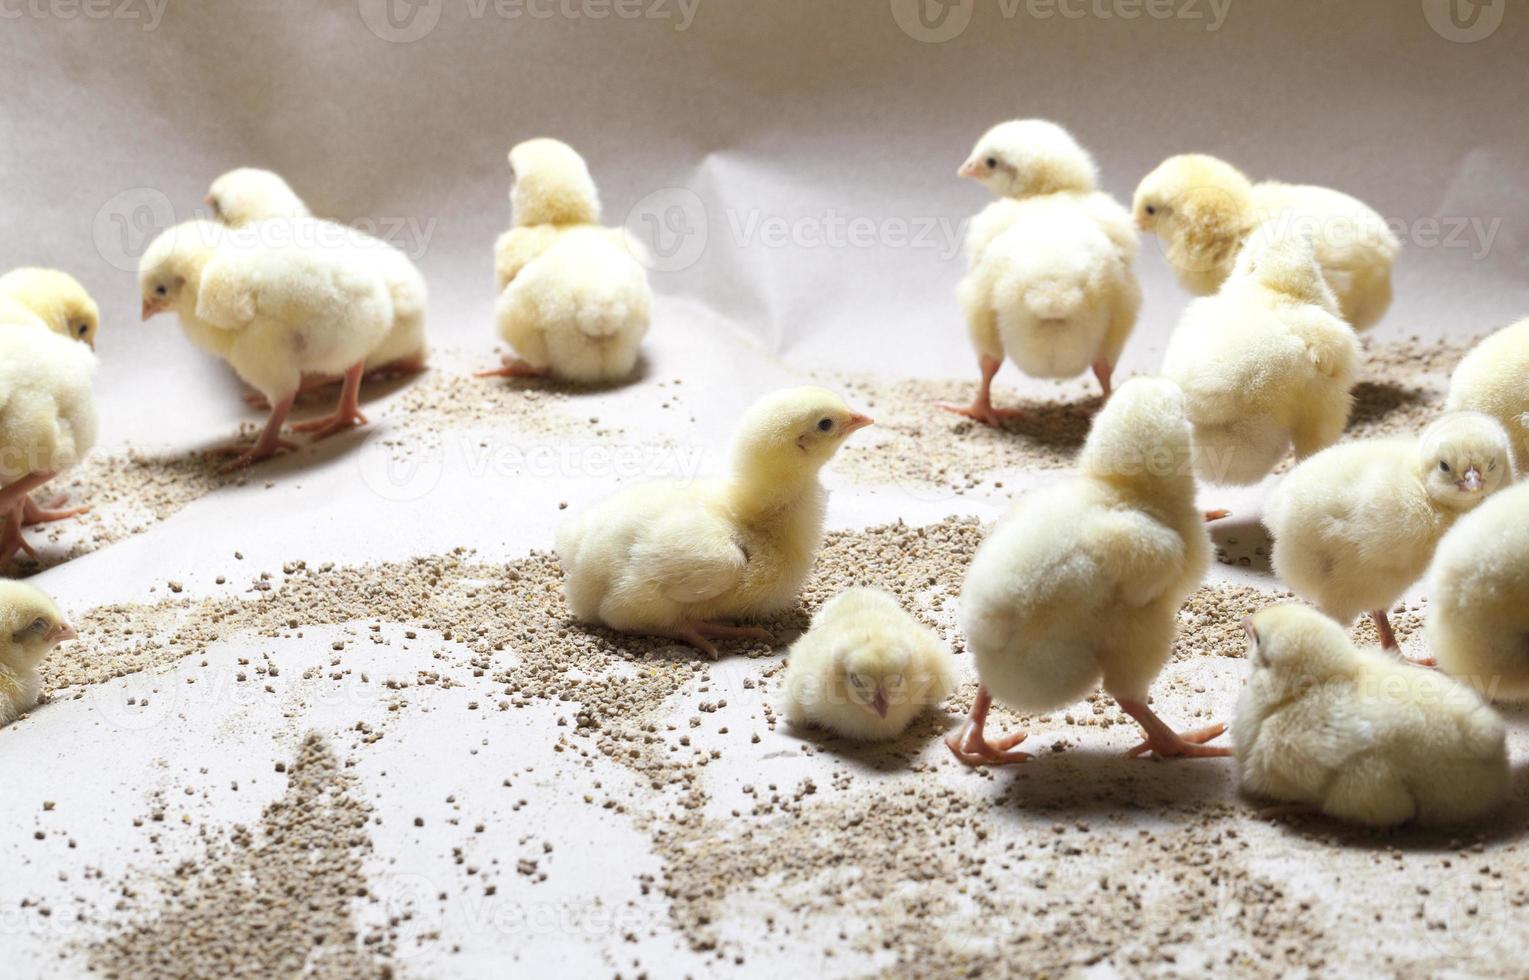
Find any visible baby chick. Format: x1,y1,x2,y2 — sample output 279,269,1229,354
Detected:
1445,317,1529,473
782,588,956,741
0,581,76,728
951,377,1227,765
1134,154,1399,330
0,326,97,565
1234,604,1508,827
140,219,392,471
207,168,429,380
481,139,652,384
940,120,1140,425
1161,224,1360,485
0,268,100,348
1265,411,1513,655
557,387,873,658
1427,479,1529,700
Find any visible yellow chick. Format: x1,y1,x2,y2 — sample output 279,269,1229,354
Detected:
481,139,652,384
0,268,100,348
1234,604,1508,828
940,120,1141,425
1134,154,1399,331
781,588,956,741
557,387,873,658
0,581,76,728
140,218,392,471
1265,411,1514,654
951,377,1227,766
1427,479,1529,700
1445,316,1529,473
207,168,429,380
1161,223,1360,485
0,326,98,565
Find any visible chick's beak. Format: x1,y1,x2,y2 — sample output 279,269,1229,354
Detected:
142,299,164,322
843,413,874,435
957,159,983,180
47,623,77,644
871,688,889,719
1240,616,1256,640
1458,467,1484,492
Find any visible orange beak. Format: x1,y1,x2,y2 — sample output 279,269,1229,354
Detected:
142,299,165,321
1458,467,1484,492
958,159,984,180
871,689,889,719
48,623,77,643
843,413,874,435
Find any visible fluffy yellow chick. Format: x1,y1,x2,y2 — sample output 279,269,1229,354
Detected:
207,168,429,381
140,218,392,471
1161,224,1360,486
0,268,100,348
1134,154,1399,331
557,387,873,658
481,139,652,384
0,581,76,728
1445,317,1529,473
0,326,98,565
1427,479,1529,700
1265,411,1513,655
939,120,1141,425
1234,604,1508,827
781,588,956,741
950,377,1226,766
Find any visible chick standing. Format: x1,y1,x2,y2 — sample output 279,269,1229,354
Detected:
0,305,98,564
0,581,76,727
951,378,1227,765
558,387,872,658
940,120,1141,425
1427,479,1529,700
1234,604,1507,827
207,168,430,380
0,268,100,348
481,139,651,384
139,219,392,471
1161,224,1360,486
1134,154,1399,330
782,588,956,741
1265,411,1513,655
1445,317,1529,473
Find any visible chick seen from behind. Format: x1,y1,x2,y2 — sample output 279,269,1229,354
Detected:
1234,604,1508,827
0,581,76,728
557,387,872,658
481,139,652,385
1265,411,1513,659
1162,223,1360,489
782,588,956,741
951,377,1227,766
940,119,1141,426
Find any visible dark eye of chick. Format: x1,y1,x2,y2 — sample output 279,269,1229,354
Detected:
156,285,167,296
985,157,997,169
1439,461,1451,472
1146,205,1157,215
817,418,833,432
78,324,87,336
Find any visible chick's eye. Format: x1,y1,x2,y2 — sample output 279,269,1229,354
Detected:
155,285,167,296
1145,205,1157,215
1439,461,1451,473
27,617,48,634
77,324,88,337
848,674,865,687
985,157,997,169
817,418,833,432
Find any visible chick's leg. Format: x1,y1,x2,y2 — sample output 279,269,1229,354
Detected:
946,685,1032,767
936,355,1022,428
1091,359,1113,399
0,471,59,518
475,356,551,380
217,393,299,473
368,354,427,383
0,506,38,567
1370,610,1436,668
22,494,88,524
292,363,369,441
653,622,774,661
1119,698,1232,760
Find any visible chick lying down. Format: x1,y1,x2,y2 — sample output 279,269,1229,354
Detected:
782,588,956,741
